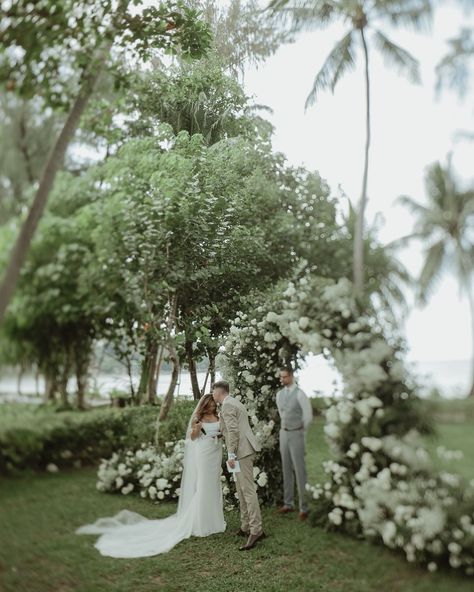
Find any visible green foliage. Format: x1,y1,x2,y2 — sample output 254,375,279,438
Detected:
0,94,60,222
198,0,292,75
0,399,195,474
127,56,272,144
1,0,212,108
1,424,473,591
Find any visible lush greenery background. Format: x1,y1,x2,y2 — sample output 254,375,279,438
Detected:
0,398,472,592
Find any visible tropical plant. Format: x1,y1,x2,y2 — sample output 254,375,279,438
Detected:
340,199,412,319
0,0,211,325
395,161,474,396
197,0,292,77
268,0,431,294
436,27,474,99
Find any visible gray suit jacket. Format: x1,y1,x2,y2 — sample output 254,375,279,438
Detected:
219,396,261,460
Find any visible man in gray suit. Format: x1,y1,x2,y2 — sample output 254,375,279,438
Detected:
276,366,313,520
213,380,265,551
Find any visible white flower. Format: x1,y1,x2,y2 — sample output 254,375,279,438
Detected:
324,423,340,439
46,463,59,473
257,472,268,487
115,477,124,488
381,521,397,545
427,562,437,572
328,508,343,525
448,542,461,555
361,437,383,452
299,317,310,330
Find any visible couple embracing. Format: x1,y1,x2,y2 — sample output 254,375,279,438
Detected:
77,381,265,556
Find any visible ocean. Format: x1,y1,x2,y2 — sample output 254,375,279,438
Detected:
0,356,471,403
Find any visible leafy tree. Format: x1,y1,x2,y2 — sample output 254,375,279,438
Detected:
127,57,273,144
1,172,102,407
75,124,340,407
0,94,60,222
268,0,431,294
0,0,211,325
197,0,292,77
396,161,474,397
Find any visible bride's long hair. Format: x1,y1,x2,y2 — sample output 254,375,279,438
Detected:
194,393,218,422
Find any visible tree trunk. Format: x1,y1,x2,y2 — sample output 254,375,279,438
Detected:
16,362,24,396
155,294,179,440
0,45,110,326
35,365,40,397
353,27,371,296
58,349,72,409
186,339,201,400
466,279,474,397
126,356,137,404
151,344,164,401
146,341,159,405
137,345,152,404
209,350,216,386
43,365,58,403
156,345,180,446
75,342,91,409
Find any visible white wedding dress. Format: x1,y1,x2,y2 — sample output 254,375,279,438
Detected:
76,421,226,557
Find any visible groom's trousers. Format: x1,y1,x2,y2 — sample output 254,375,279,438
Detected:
235,454,262,535
280,428,308,512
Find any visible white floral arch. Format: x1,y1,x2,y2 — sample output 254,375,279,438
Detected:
222,275,474,576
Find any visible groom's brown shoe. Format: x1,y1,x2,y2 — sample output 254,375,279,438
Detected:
233,528,249,537
239,531,266,551
277,506,294,514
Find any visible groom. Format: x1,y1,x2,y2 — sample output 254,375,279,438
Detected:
212,380,265,551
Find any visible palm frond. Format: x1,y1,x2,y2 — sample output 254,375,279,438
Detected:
417,240,447,304
459,190,474,225
373,30,421,83
266,0,340,33
373,0,432,32
436,28,474,98
305,29,356,109
396,195,430,216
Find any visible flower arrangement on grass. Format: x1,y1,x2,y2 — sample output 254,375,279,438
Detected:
96,439,269,510
222,274,474,575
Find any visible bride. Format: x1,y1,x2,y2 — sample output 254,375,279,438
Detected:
76,394,226,557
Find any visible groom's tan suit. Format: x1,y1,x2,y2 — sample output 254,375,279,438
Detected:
220,396,263,536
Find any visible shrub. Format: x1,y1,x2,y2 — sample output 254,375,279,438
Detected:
0,400,196,474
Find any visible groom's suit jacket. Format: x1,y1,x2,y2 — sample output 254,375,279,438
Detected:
220,396,261,460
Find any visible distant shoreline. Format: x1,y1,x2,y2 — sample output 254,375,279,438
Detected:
0,358,471,401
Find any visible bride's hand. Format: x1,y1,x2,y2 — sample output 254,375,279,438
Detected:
191,419,202,440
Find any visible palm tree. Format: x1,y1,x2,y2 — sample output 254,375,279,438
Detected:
396,161,474,397
436,26,474,99
342,199,412,318
268,0,431,294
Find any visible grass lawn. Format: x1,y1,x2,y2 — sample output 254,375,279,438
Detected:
1,417,473,592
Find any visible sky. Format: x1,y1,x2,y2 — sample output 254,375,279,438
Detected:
243,1,473,363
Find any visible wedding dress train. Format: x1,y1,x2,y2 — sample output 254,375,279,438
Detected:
76,422,226,557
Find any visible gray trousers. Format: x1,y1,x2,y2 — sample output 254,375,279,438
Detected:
279,428,308,512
